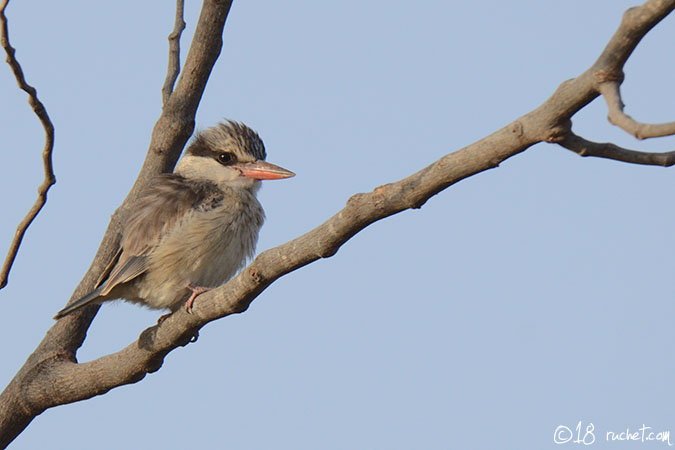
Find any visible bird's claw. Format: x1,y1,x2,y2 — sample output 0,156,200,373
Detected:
185,284,210,314
157,313,172,325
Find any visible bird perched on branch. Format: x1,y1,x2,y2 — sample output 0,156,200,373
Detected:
54,121,294,320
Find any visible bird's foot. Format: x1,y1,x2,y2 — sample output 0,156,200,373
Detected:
157,313,172,325
185,284,210,314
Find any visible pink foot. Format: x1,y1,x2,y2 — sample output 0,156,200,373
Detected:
185,284,210,313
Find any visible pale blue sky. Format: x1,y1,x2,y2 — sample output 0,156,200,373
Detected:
2,1,674,449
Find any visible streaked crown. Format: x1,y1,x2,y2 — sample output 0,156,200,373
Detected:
187,120,266,162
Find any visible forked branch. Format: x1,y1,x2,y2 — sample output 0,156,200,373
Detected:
0,0,233,446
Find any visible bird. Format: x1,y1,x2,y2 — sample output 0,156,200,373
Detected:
54,120,294,320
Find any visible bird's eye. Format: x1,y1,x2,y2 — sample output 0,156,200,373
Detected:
217,152,234,165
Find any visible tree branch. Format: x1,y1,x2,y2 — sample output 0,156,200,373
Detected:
161,0,185,107
1,0,674,447
0,0,233,446
0,0,56,290
598,81,675,139
559,130,675,166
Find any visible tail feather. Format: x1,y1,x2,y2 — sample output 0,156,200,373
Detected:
53,286,105,319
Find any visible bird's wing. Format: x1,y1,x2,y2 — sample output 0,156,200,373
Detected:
95,246,122,288
99,174,223,296
99,255,150,296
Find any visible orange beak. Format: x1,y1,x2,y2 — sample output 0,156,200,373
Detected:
232,161,295,180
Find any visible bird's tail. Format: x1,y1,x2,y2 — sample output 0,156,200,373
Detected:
53,286,105,319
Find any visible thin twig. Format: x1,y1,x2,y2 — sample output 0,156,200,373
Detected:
162,0,186,106
0,0,56,290
599,81,675,140
559,131,675,166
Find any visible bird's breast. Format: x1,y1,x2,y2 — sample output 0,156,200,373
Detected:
141,192,264,311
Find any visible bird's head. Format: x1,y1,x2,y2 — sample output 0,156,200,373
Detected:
175,120,294,189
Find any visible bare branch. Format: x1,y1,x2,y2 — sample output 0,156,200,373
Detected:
0,0,232,445
0,113,542,414
589,1,675,140
0,0,56,290
1,0,674,447
559,131,675,166
591,0,675,75
598,81,675,140
162,0,186,106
